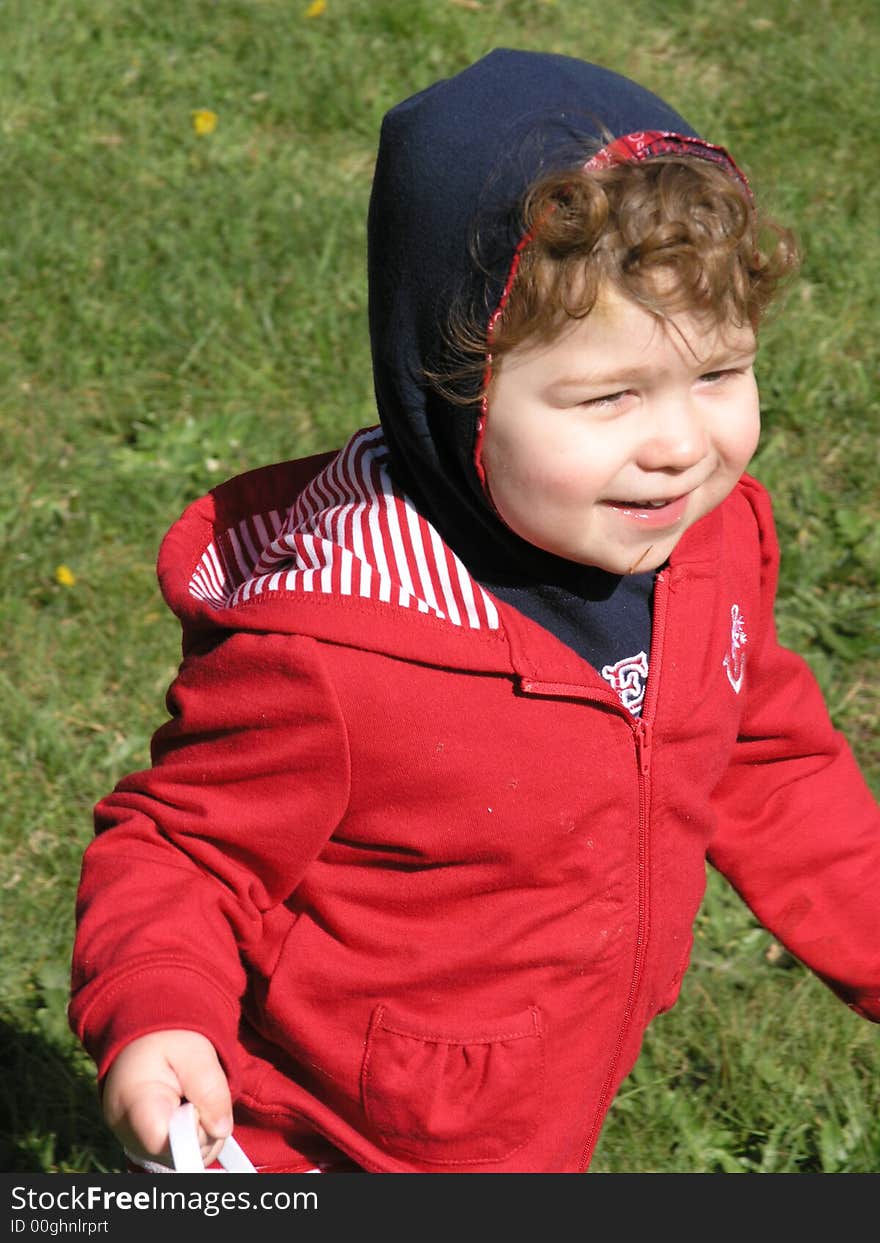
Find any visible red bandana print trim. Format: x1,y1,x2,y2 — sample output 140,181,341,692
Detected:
583,130,751,198
475,227,536,492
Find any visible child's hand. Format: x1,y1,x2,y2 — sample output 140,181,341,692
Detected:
101,1030,234,1169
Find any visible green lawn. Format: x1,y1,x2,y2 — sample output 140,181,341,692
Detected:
1,0,877,1174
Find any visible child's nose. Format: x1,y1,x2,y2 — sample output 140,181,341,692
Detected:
635,398,709,471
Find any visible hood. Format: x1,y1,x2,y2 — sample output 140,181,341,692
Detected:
367,47,710,583
156,428,525,675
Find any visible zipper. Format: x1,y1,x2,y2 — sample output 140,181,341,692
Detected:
579,570,669,1170
640,569,669,724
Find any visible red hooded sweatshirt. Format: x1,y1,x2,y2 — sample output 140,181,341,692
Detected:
70,427,880,1172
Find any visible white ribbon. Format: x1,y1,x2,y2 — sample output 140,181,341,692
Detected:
168,1102,257,1174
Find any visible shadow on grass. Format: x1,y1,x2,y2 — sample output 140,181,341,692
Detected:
0,1020,124,1174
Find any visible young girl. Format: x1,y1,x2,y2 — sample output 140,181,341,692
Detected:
70,48,880,1174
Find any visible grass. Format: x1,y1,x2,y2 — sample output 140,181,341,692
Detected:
1,0,877,1174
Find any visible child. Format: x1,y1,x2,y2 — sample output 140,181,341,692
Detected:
69,48,880,1174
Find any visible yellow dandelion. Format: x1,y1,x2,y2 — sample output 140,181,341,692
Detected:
192,108,218,136
305,0,326,17
55,564,76,587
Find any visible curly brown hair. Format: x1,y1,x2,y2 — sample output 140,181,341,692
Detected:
434,156,800,401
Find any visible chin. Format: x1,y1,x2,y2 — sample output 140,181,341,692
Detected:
587,539,677,576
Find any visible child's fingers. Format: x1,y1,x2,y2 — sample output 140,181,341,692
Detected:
195,1122,228,1168
118,1082,187,1163
175,1047,234,1147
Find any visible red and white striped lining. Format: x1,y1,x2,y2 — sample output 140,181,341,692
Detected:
188,427,500,631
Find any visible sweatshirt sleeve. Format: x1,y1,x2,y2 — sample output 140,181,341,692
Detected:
69,630,351,1088
707,477,880,1022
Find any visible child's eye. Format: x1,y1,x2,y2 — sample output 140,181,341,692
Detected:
581,390,629,408
699,367,746,384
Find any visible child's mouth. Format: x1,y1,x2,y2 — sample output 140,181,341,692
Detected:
604,494,689,527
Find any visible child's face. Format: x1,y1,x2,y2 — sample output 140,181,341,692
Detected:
482,285,760,575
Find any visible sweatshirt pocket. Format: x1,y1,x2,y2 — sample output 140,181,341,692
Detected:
656,933,695,1016
361,1003,544,1165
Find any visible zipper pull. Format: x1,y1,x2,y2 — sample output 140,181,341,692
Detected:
635,718,653,776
